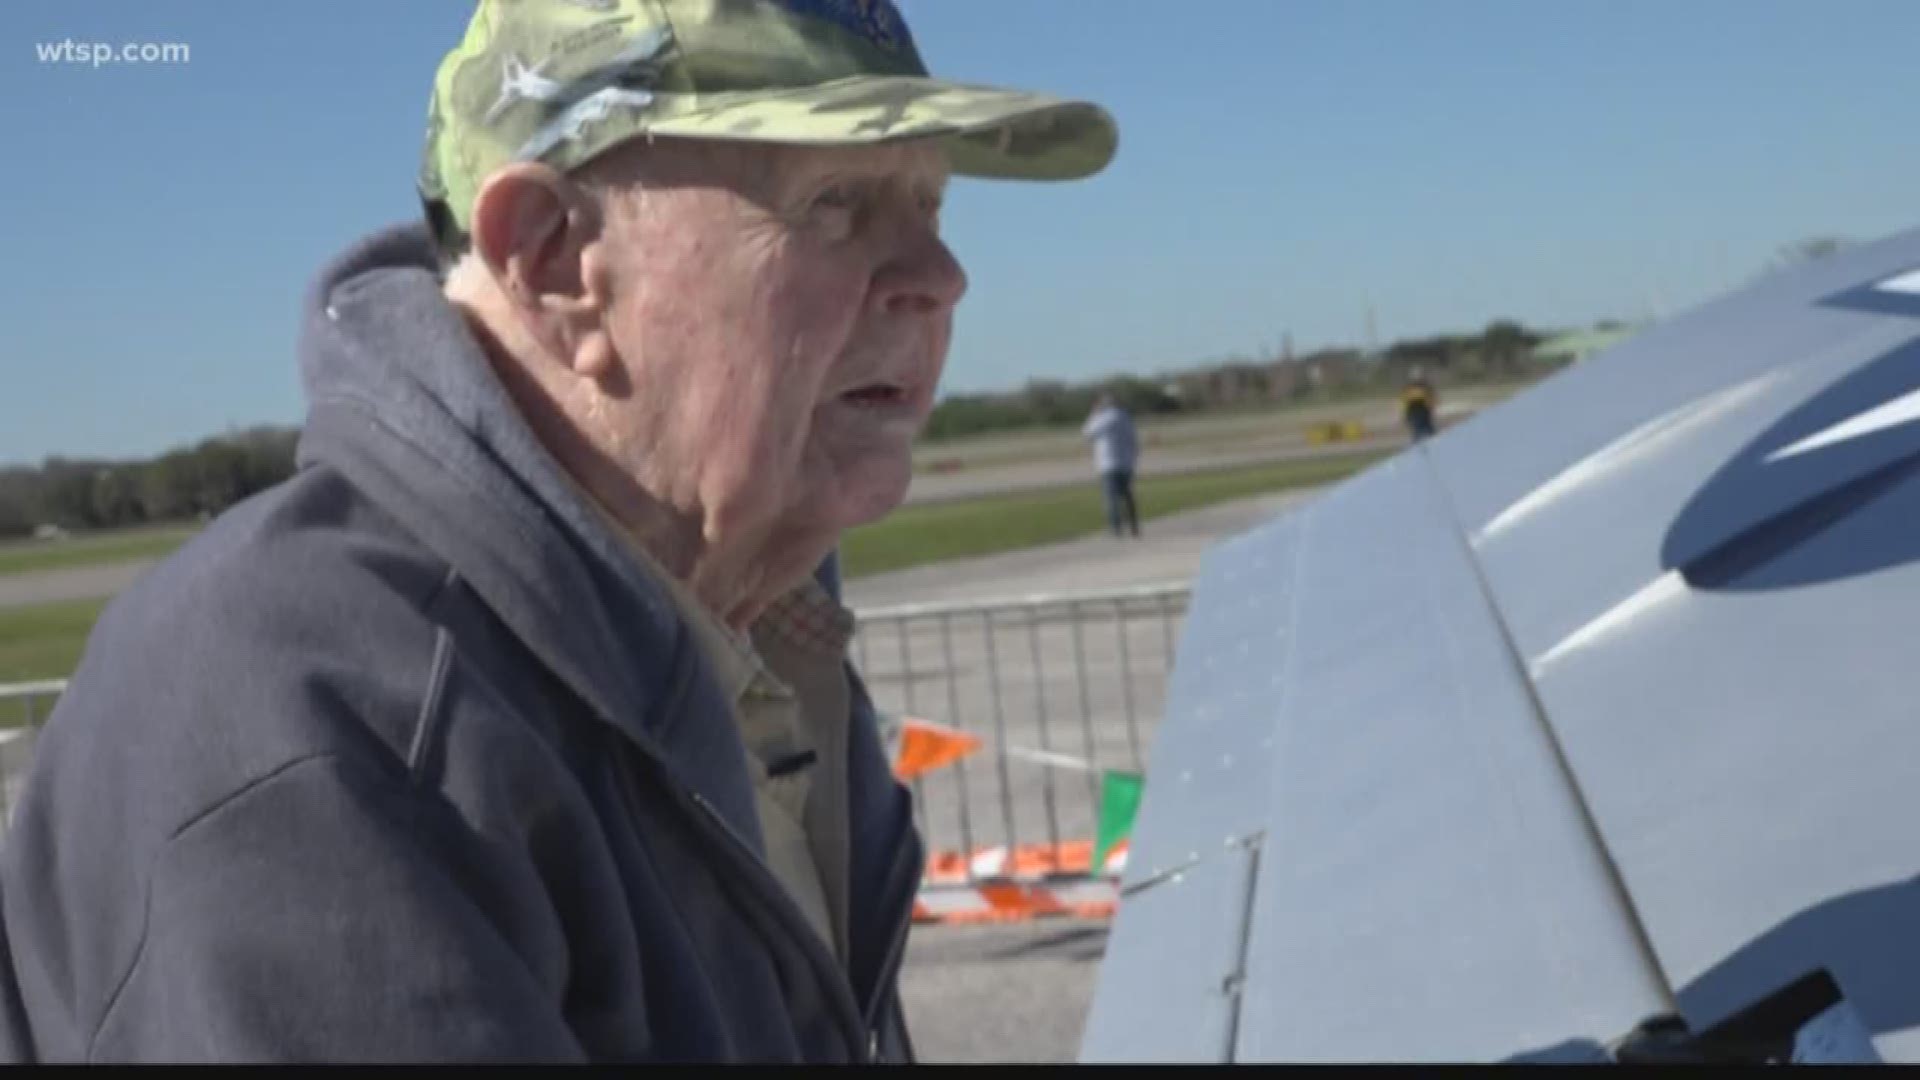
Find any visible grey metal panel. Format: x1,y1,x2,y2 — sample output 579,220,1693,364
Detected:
1230,457,1668,1062
1078,511,1302,1062
1087,223,1920,1061
1518,467,1920,1059
1112,510,1303,893
1433,228,1920,1057
1079,851,1260,1063
1471,317,1912,666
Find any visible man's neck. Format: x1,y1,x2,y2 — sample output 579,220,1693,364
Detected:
456,302,810,632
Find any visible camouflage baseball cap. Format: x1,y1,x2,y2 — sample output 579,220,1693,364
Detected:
419,0,1119,253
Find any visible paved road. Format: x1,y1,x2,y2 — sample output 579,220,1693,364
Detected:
899,920,1112,1063
903,395,1490,506
905,429,1399,506
0,560,157,611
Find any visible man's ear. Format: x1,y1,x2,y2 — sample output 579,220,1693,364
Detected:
468,163,613,378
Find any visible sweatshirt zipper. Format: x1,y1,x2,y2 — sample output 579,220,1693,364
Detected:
860,833,924,1059
602,673,912,1063
682,783,927,1065
672,783,872,1060
605,732,868,1059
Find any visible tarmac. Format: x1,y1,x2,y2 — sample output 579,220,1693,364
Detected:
846,488,1314,611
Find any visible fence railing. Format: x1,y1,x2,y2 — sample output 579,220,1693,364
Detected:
0,681,63,730
0,682,58,826
852,582,1190,878
0,583,1192,873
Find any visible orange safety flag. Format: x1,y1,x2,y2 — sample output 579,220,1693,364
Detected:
892,716,983,781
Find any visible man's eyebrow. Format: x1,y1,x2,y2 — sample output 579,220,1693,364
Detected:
804,166,945,199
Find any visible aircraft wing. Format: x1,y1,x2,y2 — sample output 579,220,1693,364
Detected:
1081,226,1920,1063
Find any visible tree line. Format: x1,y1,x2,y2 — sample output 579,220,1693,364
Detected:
923,319,1558,442
0,427,299,539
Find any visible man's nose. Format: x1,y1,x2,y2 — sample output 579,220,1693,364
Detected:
875,227,968,317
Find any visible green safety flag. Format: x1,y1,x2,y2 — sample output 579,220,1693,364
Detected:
1092,770,1145,873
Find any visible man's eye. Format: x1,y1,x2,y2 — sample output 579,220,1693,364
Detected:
813,184,863,213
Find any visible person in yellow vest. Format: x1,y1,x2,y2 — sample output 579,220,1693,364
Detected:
1401,365,1438,442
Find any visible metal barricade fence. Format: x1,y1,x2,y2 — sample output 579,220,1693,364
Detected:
0,681,61,731
0,583,1193,877
850,582,1191,880
0,681,60,826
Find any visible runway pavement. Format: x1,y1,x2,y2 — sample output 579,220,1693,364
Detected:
0,559,158,611
845,488,1316,611
902,393,1492,506
899,920,1112,1063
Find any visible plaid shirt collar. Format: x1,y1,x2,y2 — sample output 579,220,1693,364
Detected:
656,572,854,707
562,469,854,700
758,576,857,659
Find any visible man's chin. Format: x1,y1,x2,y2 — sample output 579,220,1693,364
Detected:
831,464,914,530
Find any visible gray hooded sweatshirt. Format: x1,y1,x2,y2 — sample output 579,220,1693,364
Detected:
0,224,924,1063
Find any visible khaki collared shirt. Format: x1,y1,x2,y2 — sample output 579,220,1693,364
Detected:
572,485,855,963
671,574,856,966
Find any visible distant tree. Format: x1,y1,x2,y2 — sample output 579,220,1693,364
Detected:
138,451,197,522
0,493,30,539
1777,237,1854,266
924,393,1035,441
89,468,141,528
1756,237,1856,282
1104,375,1180,416
1480,320,1535,377
227,425,300,494
37,457,101,529
1384,335,1453,372
185,439,253,515
1021,378,1096,425
0,468,39,538
0,426,284,531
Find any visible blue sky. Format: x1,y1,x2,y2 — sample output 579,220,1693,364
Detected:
3,0,1918,466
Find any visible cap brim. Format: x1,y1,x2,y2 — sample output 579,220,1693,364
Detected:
639,75,1118,181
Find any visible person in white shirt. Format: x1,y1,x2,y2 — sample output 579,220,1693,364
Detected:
1082,393,1142,538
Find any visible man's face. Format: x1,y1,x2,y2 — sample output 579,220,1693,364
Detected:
586,137,965,558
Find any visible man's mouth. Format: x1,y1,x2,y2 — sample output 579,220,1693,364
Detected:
840,382,910,408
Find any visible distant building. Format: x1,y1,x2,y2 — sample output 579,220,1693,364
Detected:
1529,324,1645,366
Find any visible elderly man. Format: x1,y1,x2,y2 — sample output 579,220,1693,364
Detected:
0,0,1114,1063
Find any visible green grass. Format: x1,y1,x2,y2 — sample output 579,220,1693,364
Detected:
841,450,1388,578
0,597,107,684
0,525,197,578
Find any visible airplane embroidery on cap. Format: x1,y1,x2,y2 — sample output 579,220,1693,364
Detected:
778,0,912,52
